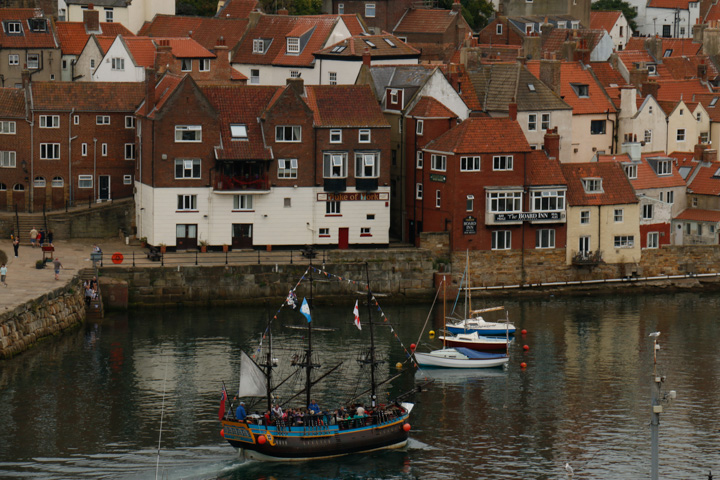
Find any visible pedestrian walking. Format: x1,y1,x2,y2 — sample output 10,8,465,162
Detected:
47,230,54,245
0,263,7,287
13,237,19,257
39,229,45,247
53,257,63,281
30,227,38,248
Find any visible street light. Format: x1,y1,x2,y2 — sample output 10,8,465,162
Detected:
649,331,676,480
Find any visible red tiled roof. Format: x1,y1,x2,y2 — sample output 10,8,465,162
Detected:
624,37,646,51
667,150,695,167
120,37,156,67
687,162,720,195
675,208,720,221
659,38,702,57
408,96,457,119
201,84,279,159
137,73,184,118
600,153,686,189
393,8,459,34
705,1,720,21
31,82,145,111
693,93,720,121
561,162,638,206
542,29,604,58
590,61,625,88
96,35,115,54
56,21,134,55
339,14,366,36
0,88,26,118
230,68,247,80
216,0,259,19
648,0,695,9
138,14,249,52
655,79,709,101
590,11,622,33
157,37,215,58
315,34,420,58
527,150,566,186
455,67,483,111
424,117,531,154
231,15,338,67
0,9,57,49
305,85,389,127
526,61,616,114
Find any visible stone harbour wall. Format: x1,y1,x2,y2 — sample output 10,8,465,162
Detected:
0,278,85,359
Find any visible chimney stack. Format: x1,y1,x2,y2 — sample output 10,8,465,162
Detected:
539,57,561,95
641,80,659,99
84,4,100,34
286,77,304,96
695,141,708,160
508,101,517,121
703,148,717,163
363,47,371,66
544,127,560,160
145,68,156,114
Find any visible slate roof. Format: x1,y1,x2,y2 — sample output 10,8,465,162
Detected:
526,150,567,186
215,0,259,18
315,34,420,59
598,153,686,189
367,64,436,103
56,21,133,55
200,84,278,160
231,14,338,67
31,82,145,111
0,88,26,118
393,8,461,34
424,117,531,155
561,162,638,206
408,96,457,119
467,63,571,113
0,9,57,49
675,208,720,221
589,11,622,33
526,61,616,114
304,85,389,128
137,14,249,53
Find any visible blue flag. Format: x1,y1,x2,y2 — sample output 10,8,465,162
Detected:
300,297,312,323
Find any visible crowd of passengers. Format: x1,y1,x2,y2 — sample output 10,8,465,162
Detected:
232,398,405,428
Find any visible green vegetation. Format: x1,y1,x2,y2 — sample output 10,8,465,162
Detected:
591,0,638,32
439,0,495,31
176,0,322,16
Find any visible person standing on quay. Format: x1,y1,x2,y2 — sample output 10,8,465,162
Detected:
0,263,7,287
30,227,38,248
53,257,63,281
13,237,19,257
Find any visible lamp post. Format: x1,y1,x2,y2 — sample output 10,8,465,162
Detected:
648,331,677,480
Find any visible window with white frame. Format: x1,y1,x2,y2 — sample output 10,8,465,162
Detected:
105,7,113,22
52,176,64,187
528,114,537,131
123,175,132,185
647,232,659,249
330,129,342,143
125,143,135,160
657,160,671,175
0,121,15,134
290,70,300,78
250,69,259,84
12,184,23,191
39,115,59,128
614,208,623,222
390,90,398,104
34,176,46,188
230,124,248,140
287,37,300,54
701,132,710,143
416,151,423,169
541,113,550,131
81,143,87,156
323,152,348,178
580,210,590,224
8,54,19,66
531,190,565,211
326,201,341,214
361,227,371,236
488,191,522,213
40,143,60,159
175,158,201,179
431,154,446,171
175,125,202,142
253,39,266,53
358,129,371,143
0,151,16,167
536,229,555,248
74,115,79,125
319,227,330,236
233,194,253,210
177,194,197,211
644,130,652,143
125,116,135,128
416,120,424,135
466,195,474,211
492,230,511,250
460,156,481,172
582,178,603,193
181,59,192,72
614,235,634,248
27,54,39,69
677,128,685,142
90,59,95,68
278,158,298,179
590,120,606,135
355,152,379,178
365,3,376,17
643,204,653,220
102,143,108,156
111,57,124,70
625,164,637,179
416,183,423,199
493,155,513,171
667,191,674,204
692,197,698,207
276,125,301,142
435,190,441,208
96,115,110,125
496,23,503,34
199,58,210,72
7,21,21,33
78,175,93,188
329,72,337,85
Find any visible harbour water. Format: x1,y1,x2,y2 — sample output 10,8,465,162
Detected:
1,291,719,479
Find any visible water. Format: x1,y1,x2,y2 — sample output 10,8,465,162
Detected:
1,292,719,479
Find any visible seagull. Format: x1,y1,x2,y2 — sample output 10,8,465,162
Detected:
565,462,573,478
648,332,661,338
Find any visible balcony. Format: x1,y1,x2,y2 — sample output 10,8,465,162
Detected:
571,250,603,266
214,173,269,192
356,178,378,191
324,178,347,192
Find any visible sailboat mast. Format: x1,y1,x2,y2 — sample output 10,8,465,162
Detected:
366,263,377,407
266,320,273,413
466,250,471,317
306,263,313,408
443,278,446,348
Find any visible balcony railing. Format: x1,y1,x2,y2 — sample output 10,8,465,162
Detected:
214,173,269,192
571,250,603,266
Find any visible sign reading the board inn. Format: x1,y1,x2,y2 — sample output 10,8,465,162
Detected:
463,216,477,235
494,212,563,222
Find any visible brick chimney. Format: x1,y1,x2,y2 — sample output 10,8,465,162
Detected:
452,0,462,13
539,57,561,96
286,77,304,96
629,64,649,89
641,80,660,99
544,127,560,160
703,148,717,163
695,141,708,160
278,8,289,15
145,68,156,114
21,69,31,89
84,4,100,34
363,47,371,66
213,36,229,80
508,101,517,120
154,39,173,74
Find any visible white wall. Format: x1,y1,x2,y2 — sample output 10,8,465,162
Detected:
92,38,145,82
516,109,573,160
570,113,615,162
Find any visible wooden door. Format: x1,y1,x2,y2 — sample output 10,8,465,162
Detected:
338,227,349,249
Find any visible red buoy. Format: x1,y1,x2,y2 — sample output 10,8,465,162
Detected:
220,429,225,438
520,362,527,368
403,423,411,432
521,329,527,335
523,345,529,351
410,343,416,351
257,435,267,445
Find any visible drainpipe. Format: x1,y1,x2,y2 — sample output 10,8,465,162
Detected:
606,109,617,154
137,117,142,240
68,108,75,206
93,138,97,202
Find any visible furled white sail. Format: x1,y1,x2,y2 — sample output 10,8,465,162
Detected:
238,350,267,397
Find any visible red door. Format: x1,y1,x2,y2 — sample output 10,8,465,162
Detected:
338,227,349,249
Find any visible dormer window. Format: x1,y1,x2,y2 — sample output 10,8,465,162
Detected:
5,21,22,34
557,21,566,29
230,124,248,140
571,21,580,29
582,178,603,193
28,18,47,32
657,160,672,175
624,164,637,179
571,83,589,98
287,37,300,54
647,64,657,75
390,89,398,104
253,38,270,54
525,24,534,34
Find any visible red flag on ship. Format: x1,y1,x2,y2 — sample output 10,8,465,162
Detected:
218,385,227,421
353,300,361,330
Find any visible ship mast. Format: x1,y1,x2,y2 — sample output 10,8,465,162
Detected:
305,263,314,408
365,263,378,407
266,320,273,413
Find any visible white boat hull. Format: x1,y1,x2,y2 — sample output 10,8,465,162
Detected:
414,349,509,369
